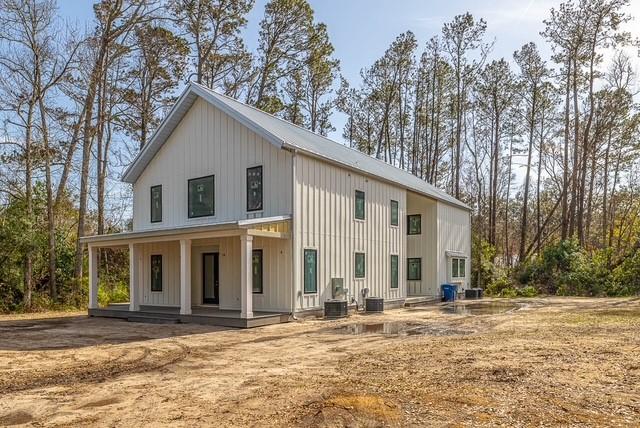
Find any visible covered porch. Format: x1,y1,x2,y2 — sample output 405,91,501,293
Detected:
80,216,292,328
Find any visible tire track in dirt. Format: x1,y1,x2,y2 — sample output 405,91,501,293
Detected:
0,340,191,394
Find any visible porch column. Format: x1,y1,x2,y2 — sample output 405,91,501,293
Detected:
129,243,140,312
180,239,192,315
240,234,254,319
88,245,98,309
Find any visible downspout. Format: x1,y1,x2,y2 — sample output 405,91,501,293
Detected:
290,147,298,320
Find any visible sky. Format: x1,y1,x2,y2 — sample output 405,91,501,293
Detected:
58,0,640,143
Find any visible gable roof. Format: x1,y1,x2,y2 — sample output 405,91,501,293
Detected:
122,82,470,210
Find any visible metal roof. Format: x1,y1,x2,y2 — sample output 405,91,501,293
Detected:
122,83,470,210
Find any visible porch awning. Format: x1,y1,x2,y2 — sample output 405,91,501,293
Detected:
80,215,291,247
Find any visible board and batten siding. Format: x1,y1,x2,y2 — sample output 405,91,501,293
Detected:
139,241,181,306
406,192,438,296
437,201,471,290
293,153,406,310
133,97,292,231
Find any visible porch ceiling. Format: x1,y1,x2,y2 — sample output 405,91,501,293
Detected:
80,215,291,247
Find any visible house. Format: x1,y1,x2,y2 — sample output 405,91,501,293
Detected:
81,82,471,327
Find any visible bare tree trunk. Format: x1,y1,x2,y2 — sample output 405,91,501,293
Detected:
561,61,571,240
23,101,35,309
39,95,57,301
519,86,537,262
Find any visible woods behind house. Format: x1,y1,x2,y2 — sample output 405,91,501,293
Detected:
1,0,639,311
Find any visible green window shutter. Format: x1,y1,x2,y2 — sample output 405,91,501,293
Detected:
188,175,215,218
391,255,399,289
355,252,365,278
407,258,421,281
390,200,399,226
247,166,263,211
151,185,162,223
151,255,162,291
355,190,365,220
407,214,421,235
252,249,263,293
304,249,317,293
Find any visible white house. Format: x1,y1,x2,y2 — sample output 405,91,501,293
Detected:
81,82,471,327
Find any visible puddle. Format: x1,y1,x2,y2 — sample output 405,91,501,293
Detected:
441,302,520,315
327,322,471,337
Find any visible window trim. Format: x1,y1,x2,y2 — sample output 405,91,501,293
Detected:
390,254,399,289
407,214,422,235
150,254,163,292
187,174,215,219
354,252,366,279
390,199,399,227
407,257,422,281
451,257,466,279
303,248,318,294
355,190,365,220
252,249,263,294
246,165,264,213
150,185,162,223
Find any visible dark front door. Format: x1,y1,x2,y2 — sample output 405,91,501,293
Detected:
203,252,219,304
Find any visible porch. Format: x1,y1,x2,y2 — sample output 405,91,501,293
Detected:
80,216,292,328
89,304,290,328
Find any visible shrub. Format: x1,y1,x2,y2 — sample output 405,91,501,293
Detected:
98,281,129,307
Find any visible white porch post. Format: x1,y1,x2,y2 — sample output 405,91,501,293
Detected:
88,245,98,309
240,234,254,319
129,243,140,312
180,239,192,315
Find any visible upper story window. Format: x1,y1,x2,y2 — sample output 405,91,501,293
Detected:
407,214,421,235
452,257,466,279
247,166,263,212
188,175,215,218
355,190,365,220
390,200,399,226
150,185,162,223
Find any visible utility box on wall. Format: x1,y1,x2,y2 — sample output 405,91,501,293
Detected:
331,278,346,300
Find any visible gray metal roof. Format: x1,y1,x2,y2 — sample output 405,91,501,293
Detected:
122,83,470,210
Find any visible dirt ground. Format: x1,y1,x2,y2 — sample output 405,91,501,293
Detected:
1,297,639,427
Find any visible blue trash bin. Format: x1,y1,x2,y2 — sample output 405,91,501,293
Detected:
441,284,457,302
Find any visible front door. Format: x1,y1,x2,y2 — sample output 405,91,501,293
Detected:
202,252,219,304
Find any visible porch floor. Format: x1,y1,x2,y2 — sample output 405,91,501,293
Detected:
89,304,291,328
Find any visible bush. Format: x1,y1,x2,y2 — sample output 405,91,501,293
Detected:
98,281,129,307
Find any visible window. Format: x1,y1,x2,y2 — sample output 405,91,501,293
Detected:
355,190,365,220
247,166,263,212
188,175,215,218
150,185,162,223
355,252,365,278
407,214,421,235
452,257,466,279
407,258,422,281
390,200,399,226
151,255,162,292
252,249,263,293
304,249,317,293
391,255,399,289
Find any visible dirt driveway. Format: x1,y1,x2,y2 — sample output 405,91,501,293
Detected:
1,297,639,427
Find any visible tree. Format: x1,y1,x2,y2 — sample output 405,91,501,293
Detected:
249,0,315,113
514,42,548,262
442,12,488,199
169,0,253,90
122,24,188,148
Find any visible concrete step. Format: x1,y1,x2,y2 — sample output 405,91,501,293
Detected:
127,315,180,324
404,296,441,307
